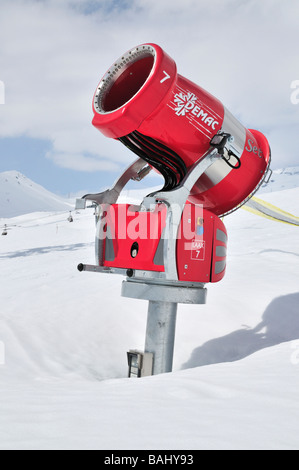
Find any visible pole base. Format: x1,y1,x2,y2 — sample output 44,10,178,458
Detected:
122,279,207,375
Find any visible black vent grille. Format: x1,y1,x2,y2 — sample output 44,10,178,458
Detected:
119,131,187,191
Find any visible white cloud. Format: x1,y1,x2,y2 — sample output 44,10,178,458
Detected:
0,0,298,172
46,151,120,172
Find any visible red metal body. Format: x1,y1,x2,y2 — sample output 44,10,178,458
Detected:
92,43,271,216
100,203,227,283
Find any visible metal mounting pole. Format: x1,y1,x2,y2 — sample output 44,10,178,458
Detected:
145,301,178,375
122,278,207,376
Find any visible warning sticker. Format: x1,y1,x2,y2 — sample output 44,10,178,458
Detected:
191,240,206,261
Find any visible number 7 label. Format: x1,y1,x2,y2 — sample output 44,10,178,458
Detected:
191,241,205,261
160,71,171,84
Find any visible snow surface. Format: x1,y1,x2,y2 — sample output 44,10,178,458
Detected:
0,171,299,449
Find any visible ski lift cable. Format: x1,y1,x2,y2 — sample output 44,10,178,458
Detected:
0,209,76,230
0,206,98,231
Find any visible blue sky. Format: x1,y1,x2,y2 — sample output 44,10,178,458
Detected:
0,0,298,196
0,135,122,196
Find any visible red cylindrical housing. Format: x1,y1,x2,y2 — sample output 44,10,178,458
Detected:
92,43,270,216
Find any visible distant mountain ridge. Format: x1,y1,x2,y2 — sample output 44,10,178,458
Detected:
0,171,73,218
260,166,299,193
0,165,298,218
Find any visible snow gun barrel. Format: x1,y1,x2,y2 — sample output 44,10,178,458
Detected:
92,43,271,216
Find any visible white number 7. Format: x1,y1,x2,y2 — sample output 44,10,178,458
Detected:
160,71,171,84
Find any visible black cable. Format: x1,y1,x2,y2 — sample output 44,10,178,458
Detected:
222,152,242,170
129,133,182,185
118,131,187,191
119,136,176,190
133,131,187,180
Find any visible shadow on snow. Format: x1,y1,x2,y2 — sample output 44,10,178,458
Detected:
182,293,299,369
0,243,93,259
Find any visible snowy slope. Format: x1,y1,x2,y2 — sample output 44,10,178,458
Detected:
0,171,73,218
260,166,299,193
0,180,299,449
0,343,298,450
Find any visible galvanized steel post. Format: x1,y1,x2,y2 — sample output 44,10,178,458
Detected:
144,301,178,375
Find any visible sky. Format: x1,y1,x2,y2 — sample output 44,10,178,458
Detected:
0,0,298,196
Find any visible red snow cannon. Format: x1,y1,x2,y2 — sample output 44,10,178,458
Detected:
92,43,271,216
76,45,272,377
78,43,271,288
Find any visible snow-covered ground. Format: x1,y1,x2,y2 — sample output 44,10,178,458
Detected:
0,171,299,450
